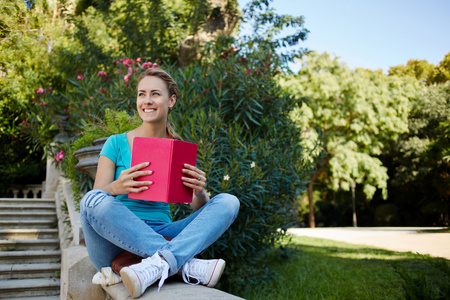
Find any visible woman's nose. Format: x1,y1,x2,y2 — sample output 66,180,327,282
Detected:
144,96,153,104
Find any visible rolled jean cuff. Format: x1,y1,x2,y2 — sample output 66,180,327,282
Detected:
158,249,177,276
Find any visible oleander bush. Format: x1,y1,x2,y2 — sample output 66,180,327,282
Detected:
22,43,314,292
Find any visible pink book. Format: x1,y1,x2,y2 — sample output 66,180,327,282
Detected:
128,137,198,203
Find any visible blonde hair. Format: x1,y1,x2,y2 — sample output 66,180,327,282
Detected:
137,68,182,140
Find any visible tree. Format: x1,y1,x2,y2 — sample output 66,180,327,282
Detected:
0,0,73,194
389,59,435,82
383,81,450,226
388,52,450,85
282,52,419,227
428,52,450,84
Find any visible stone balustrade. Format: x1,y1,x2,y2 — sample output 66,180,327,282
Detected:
8,183,44,198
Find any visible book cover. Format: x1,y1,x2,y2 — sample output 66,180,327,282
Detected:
128,137,198,203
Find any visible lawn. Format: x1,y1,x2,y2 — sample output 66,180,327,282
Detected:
236,236,450,300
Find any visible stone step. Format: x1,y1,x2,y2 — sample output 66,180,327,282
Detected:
0,278,60,298
6,297,59,300
0,211,57,221
0,204,56,212
0,239,60,251
0,229,59,240
0,198,55,205
0,250,61,264
0,263,61,280
0,219,56,229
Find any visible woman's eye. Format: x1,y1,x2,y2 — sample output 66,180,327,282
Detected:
138,93,145,97
152,92,160,96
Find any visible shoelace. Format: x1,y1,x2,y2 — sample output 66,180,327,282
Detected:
136,256,169,292
182,259,208,285
102,267,122,285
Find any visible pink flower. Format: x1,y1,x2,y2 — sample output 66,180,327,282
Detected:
124,74,131,82
183,79,186,82
97,71,107,77
55,150,65,163
304,129,309,133
118,69,123,74
191,79,195,82
49,87,52,91
128,67,133,74
35,88,45,94
142,62,152,69
135,68,139,72
203,89,206,93
152,63,158,68
137,57,142,63
77,74,84,81
225,72,228,75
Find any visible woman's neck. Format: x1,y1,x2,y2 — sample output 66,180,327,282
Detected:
134,122,168,139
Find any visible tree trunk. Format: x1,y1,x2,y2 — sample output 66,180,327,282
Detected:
308,180,316,228
307,156,329,228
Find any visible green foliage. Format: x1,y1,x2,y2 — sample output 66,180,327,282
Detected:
389,59,435,82
61,109,141,206
241,0,309,65
388,52,450,85
170,45,312,289
22,57,153,152
283,52,418,200
392,255,450,299
383,81,450,226
237,236,450,300
0,0,73,193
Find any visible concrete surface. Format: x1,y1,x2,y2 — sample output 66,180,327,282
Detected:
287,227,450,259
103,278,244,300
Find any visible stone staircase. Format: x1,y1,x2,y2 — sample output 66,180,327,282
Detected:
0,198,60,299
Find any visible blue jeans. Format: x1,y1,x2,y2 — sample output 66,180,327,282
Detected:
80,190,239,275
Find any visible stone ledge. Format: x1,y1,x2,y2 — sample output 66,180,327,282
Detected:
103,278,245,300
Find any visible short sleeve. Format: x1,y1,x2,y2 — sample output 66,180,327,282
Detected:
99,135,118,164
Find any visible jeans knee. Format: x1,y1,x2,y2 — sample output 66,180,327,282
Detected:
80,190,110,212
214,193,240,219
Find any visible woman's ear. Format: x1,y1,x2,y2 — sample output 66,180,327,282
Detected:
169,95,177,109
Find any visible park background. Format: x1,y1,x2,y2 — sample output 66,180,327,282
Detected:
0,0,449,298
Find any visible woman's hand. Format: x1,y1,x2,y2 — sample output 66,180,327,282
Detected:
107,162,153,196
182,164,209,211
181,163,206,194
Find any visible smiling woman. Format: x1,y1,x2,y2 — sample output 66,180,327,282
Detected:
79,67,240,298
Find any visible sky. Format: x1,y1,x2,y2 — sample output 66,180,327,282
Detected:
238,0,450,73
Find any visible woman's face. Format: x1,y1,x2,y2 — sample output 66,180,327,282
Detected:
136,76,176,124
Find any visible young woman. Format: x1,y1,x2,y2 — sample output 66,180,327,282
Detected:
80,68,240,298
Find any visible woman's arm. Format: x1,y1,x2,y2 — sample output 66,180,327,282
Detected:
93,155,153,195
181,164,209,211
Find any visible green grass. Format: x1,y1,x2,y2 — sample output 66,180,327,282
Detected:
235,236,450,300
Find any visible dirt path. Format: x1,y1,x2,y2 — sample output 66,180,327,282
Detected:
287,227,450,259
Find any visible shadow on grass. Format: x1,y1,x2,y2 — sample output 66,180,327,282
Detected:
416,227,450,233
235,236,450,300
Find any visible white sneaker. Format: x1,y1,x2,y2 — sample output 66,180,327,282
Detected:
92,272,102,285
101,267,122,286
182,258,226,288
120,253,170,298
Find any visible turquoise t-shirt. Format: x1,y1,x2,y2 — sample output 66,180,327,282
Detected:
99,132,172,223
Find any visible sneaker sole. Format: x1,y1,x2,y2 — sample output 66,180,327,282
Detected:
206,259,226,288
120,267,142,298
